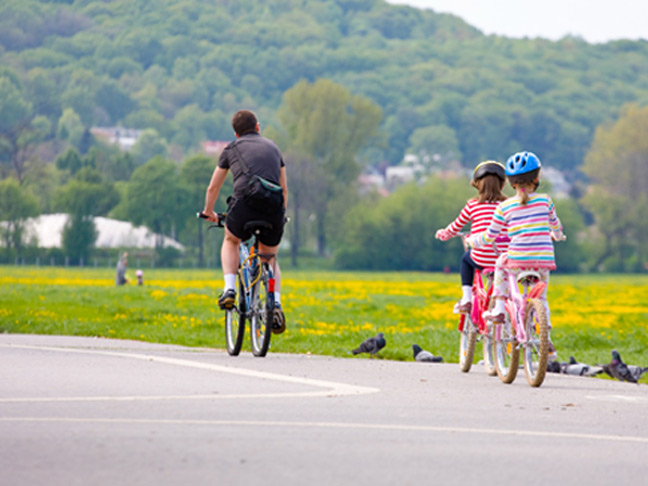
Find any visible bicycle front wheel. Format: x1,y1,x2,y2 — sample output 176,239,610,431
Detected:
523,298,549,387
494,307,519,384
224,275,246,356
481,322,497,376
249,265,272,357
459,313,477,373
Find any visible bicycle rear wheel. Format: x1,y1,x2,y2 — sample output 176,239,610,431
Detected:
523,298,549,387
250,264,272,357
459,313,477,372
224,275,246,356
494,306,519,384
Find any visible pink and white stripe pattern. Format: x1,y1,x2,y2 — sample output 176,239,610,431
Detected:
478,193,562,269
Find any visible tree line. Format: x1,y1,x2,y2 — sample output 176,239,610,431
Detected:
1,0,647,271
1,74,646,272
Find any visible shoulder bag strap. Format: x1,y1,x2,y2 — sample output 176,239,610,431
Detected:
231,140,250,175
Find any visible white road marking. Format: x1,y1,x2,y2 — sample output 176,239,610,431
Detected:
0,343,379,402
586,394,648,404
1,417,647,444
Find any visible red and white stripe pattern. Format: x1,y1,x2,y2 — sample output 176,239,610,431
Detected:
440,198,508,267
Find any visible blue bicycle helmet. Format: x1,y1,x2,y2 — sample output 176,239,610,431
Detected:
505,151,541,176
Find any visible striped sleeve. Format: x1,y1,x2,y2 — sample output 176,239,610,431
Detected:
547,197,562,231
478,203,506,246
443,202,472,236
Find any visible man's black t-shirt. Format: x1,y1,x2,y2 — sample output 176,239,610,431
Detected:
218,132,285,200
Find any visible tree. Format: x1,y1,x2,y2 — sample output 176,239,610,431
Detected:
0,178,40,259
179,153,229,266
581,104,648,271
130,128,169,166
276,79,382,257
53,167,120,263
123,157,188,249
0,74,49,183
407,124,461,169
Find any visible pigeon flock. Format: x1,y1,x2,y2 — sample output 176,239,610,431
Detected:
546,349,647,384
351,334,444,363
351,334,645,383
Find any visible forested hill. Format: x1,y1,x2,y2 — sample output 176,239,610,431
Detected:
2,0,648,176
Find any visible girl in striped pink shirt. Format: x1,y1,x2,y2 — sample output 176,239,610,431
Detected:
470,151,563,356
436,161,509,313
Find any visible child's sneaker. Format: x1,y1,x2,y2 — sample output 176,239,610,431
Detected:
547,341,557,361
482,308,505,323
453,300,472,314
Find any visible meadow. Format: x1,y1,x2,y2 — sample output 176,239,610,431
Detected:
1,266,647,380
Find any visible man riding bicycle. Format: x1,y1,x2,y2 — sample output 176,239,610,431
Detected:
202,109,288,331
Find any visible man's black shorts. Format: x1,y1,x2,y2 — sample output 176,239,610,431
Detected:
226,197,285,246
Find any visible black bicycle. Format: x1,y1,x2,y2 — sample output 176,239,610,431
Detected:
198,212,276,357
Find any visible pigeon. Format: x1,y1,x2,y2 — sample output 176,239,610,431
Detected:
352,333,386,357
412,344,443,363
562,356,603,377
599,350,639,383
546,360,562,373
627,364,648,383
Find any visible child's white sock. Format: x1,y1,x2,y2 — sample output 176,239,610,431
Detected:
274,291,281,305
224,274,236,291
461,285,472,304
493,298,506,315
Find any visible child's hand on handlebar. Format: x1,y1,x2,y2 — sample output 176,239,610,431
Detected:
435,229,450,241
552,230,566,241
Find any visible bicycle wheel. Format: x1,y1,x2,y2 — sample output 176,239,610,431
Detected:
494,306,519,384
224,274,246,356
523,298,549,387
249,264,272,357
459,313,477,373
481,319,497,376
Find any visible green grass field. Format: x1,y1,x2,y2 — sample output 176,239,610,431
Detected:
1,266,647,380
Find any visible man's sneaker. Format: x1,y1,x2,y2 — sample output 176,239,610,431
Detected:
272,303,286,334
218,289,236,310
453,300,472,314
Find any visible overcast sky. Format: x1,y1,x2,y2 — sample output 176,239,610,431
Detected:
387,0,647,44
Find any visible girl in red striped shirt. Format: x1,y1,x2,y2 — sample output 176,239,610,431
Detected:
436,161,510,313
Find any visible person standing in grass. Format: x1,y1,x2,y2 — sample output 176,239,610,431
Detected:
115,252,129,285
470,151,564,359
436,160,509,313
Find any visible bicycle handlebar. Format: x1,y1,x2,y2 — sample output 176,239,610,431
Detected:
197,211,226,228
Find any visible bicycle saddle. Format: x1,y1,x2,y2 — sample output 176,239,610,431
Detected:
516,270,541,284
243,220,274,233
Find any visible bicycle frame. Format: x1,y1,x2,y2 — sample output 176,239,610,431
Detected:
238,241,275,315
500,271,546,345
458,267,495,335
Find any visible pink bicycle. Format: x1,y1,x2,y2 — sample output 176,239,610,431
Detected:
492,234,564,387
491,269,549,386
454,233,497,375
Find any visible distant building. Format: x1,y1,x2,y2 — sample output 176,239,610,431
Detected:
542,166,572,198
91,127,142,151
21,214,184,250
201,141,229,156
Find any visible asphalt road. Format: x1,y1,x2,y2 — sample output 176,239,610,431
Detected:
1,334,647,486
